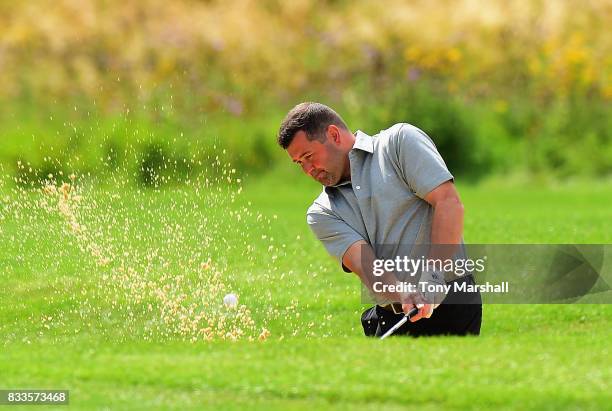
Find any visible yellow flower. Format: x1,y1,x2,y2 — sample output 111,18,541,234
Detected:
446,48,462,63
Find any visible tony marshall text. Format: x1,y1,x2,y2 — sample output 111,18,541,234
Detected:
373,281,509,294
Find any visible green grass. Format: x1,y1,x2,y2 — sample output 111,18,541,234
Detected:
1,168,611,410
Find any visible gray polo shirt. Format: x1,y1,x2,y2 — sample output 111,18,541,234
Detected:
306,123,454,271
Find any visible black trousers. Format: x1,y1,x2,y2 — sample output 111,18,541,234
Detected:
361,276,482,337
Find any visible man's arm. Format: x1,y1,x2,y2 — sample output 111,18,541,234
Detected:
342,240,399,302
424,180,464,246
392,125,464,248
404,180,464,317
341,179,463,322
342,240,431,322
391,125,468,316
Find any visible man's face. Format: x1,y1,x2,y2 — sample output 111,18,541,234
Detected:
287,129,347,187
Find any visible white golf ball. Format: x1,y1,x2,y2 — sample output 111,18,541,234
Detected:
223,293,238,308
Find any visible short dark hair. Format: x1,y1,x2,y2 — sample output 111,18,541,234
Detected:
277,102,348,149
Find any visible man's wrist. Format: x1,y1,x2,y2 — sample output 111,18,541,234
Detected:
419,268,448,305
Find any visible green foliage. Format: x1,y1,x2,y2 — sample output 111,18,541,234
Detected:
384,84,489,179
528,97,612,177
0,1,610,182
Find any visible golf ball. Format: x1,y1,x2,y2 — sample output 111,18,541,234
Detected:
223,293,238,308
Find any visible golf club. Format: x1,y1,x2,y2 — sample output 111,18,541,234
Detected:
380,306,419,340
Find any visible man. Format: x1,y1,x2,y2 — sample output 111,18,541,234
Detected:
277,102,482,337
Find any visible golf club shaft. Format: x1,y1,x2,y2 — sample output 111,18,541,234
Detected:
380,306,419,340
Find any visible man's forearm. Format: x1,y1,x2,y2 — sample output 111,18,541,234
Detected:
430,196,464,244
342,240,404,303
343,241,437,319
429,196,464,261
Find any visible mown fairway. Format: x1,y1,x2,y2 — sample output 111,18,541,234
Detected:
1,171,611,410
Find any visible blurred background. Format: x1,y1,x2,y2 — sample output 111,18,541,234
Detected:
1,0,610,186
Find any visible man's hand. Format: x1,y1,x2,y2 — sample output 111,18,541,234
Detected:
400,292,434,322
402,302,434,322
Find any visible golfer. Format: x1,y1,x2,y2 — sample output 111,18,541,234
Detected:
278,102,482,337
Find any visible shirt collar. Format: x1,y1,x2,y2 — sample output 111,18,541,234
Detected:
328,131,373,188
351,130,374,153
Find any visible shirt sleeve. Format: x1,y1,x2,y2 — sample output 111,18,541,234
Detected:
393,124,454,199
307,205,364,271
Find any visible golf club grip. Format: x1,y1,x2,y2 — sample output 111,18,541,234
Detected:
406,306,419,318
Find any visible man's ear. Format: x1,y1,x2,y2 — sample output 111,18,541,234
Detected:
327,125,341,145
